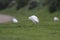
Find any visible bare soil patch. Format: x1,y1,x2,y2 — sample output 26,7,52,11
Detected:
0,14,13,23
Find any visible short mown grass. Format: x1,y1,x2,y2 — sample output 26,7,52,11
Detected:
0,6,60,40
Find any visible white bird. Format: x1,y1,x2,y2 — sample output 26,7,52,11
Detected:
12,18,18,23
28,15,39,24
53,17,59,22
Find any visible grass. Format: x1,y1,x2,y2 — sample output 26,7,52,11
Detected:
0,6,60,40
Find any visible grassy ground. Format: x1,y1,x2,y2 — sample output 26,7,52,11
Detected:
0,6,60,40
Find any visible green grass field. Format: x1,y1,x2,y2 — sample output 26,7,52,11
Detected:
0,6,60,40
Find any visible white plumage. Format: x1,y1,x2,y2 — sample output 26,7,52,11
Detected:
28,15,39,24
12,18,18,23
53,17,59,22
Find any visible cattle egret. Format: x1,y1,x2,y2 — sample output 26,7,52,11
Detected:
53,17,59,22
12,18,18,23
28,15,39,24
